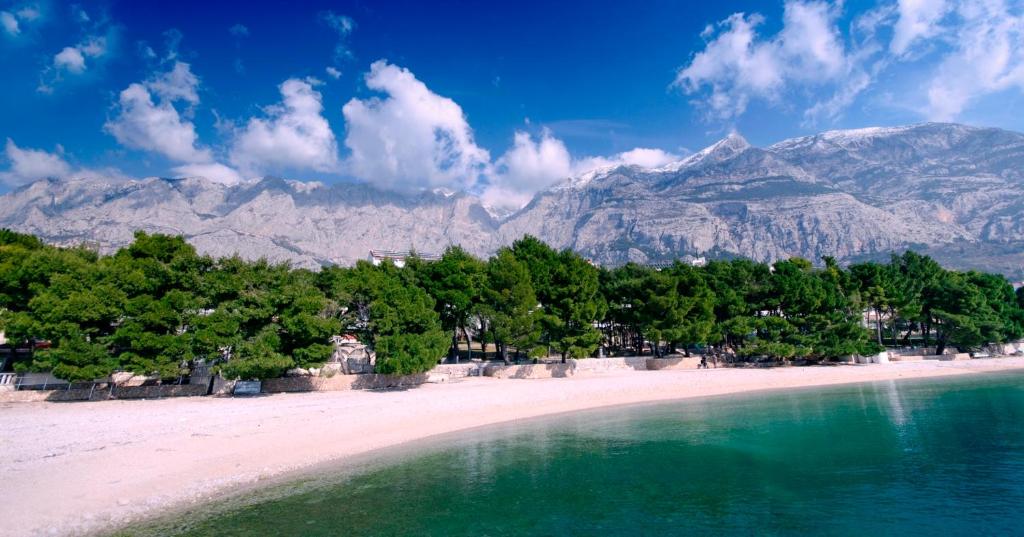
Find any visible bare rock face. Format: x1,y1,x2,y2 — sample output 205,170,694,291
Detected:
1,122,1023,274
0,176,500,268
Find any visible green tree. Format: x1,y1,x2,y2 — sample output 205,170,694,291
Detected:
368,265,450,375
663,263,717,354
546,250,605,361
849,262,892,346
924,271,999,355
482,248,542,364
410,246,484,362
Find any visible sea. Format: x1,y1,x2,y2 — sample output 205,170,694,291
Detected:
136,371,1024,536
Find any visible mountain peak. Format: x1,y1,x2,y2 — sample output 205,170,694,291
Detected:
657,132,751,172
711,132,750,154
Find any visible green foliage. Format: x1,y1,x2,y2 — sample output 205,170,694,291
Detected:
511,237,606,360
5,228,1023,382
33,335,117,382
482,248,542,363
366,267,449,374
410,246,485,358
220,327,293,380
544,250,605,360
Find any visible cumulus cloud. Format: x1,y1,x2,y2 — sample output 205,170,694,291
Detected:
229,78,340,174
105,82,210,163
54,46,85,73
338,61,678,209
38,7,117,93
483,130,573,208
342,60,491,191
482,130,679,211
677,0,1024,125
325,66,341,79
674,1,847,120
104,62,210,163
0,138,71,185
0,138,129,186
52,36,106,74
104,61,246,183
171,162,242,185
146,60,200,105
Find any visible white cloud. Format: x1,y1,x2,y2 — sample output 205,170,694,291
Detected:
72,5,89,23
171,162,242,185
674,1,848,120
0,138,129,186
319,11,355,63
339,61,677,208
326,66,341,79
1,11,19,35
105,62,246,183
16,5,39,21
924,0,1024,120
779,1,846,78
0,138,71,185
229,23,249,37
146,60,200,105
568,147,679,180
229,78,339,174
51,35,107,74
1,4,42,37
104,63,210,163
54,46,86,73
341,60,491,191
482,130,678,211
677,0,1024,125
485,130,573,208
891,0,950,55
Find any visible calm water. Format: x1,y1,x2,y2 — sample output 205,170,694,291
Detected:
146,372,1024,536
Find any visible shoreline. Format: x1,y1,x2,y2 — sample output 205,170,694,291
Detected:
3,358,1024,537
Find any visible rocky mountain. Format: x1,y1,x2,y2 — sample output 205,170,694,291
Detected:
0,176,498,269
1,122,1023,275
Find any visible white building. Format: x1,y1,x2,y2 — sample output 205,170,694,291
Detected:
368,249,441,268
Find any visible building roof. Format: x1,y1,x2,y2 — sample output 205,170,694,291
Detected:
369,249,441,261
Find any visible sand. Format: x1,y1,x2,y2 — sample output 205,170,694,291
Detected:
3,357,1024,537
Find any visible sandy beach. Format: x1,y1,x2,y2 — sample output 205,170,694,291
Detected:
3,358,1024,537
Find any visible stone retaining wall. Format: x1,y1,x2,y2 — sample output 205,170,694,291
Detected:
431,363,483,378
261,373,433,393
645,357,702,370
571,357,648,374
0,383,209,403
483,363,573,379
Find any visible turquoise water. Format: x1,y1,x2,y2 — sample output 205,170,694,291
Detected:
148,373,1024,536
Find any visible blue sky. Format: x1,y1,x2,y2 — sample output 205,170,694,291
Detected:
2,0,1023,207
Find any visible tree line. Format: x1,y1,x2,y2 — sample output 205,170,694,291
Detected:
1,229,1022,381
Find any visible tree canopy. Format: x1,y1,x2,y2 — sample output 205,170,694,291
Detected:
2,228,1022,381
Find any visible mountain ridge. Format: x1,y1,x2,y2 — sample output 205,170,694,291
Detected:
2,122,1023,276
